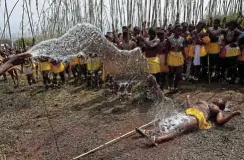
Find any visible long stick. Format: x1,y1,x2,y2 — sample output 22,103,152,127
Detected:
72,121,154,160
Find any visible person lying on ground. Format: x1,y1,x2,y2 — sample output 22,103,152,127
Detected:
136,95,241,145
0,53,31,76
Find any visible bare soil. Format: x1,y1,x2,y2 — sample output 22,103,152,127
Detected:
0,77,244,160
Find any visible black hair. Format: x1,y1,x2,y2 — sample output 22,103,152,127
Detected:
181,22,188,26
174,24,182,29
227,20,238,28
213,99,227,110
149,27,156,34
122,26,128,30
214,18,221,24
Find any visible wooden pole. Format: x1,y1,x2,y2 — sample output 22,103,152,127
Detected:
72,121,154,160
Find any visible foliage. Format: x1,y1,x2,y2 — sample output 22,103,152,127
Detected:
15,37,34,48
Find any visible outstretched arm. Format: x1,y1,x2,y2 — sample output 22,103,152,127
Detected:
216,111,241,125
0,53,31,76
186,94,192,107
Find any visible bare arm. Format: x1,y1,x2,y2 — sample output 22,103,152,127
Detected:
0,53,31,76
216,111,241,125
144,39,160,49
186,95,192,107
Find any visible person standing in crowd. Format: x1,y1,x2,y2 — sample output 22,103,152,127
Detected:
78,54,87,84
21,58,36,86
156,29,168,90
50,59,65,86
237,32,244,84
69,56,80,80
117,26,137,50
86,53,102,88
191,21,210,81
166,24,185,93
220,20,241,83
38,57,51,89
207,18,222,79
138,28,161,83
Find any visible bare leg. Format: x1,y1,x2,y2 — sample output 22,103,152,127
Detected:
155,118,198,143
137,117,198,144
8,70,17,86
13,69,19,86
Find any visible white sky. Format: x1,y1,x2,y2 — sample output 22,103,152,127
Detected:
0,0,210,39
0,0,44,39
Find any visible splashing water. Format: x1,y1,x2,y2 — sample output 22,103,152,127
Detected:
28,23,147,76
28,23,178,133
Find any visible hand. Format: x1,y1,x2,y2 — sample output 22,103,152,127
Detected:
136,35,144,41
5,53,32,66
186,94,190,99
233,111,241,116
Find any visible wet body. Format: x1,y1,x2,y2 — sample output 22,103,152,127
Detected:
136,95,241,144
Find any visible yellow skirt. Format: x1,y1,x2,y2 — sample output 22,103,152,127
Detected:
200,46,207,57
39,61,51,71
207,42,220,54
147,57,160,74
184,45,195,58
157,54,169,72
185,108,211,130
167,51,184,67
51,63,65,73
202,36,211,44
238,51,244,61
220,45,241,58
87,59,101,71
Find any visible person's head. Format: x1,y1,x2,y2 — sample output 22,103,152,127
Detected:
24,58,31,64
181,22,188,32
174,24,183,36
157,29,165,41
213,18,221,28
106,32,114,42
167,24,173,33
122,26,129,36
118,33,122,39
50,59,58,65
188,24,195,32
148,28,156,40
88,53,93,58
227,20,238,31
133,27,141,36
212,98,227,110
196,21,204,31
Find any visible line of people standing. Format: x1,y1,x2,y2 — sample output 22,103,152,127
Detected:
105,15,244,93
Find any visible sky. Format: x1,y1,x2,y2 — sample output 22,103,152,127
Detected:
0,0,44,39
0,0,210,39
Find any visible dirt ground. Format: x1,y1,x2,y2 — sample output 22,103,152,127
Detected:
0,77,244,160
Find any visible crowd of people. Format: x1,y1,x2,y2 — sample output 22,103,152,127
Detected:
0,48,104,89
0,14,244,94
105,15,244,93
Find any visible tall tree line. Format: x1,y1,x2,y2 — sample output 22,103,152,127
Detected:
0,0,243,42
